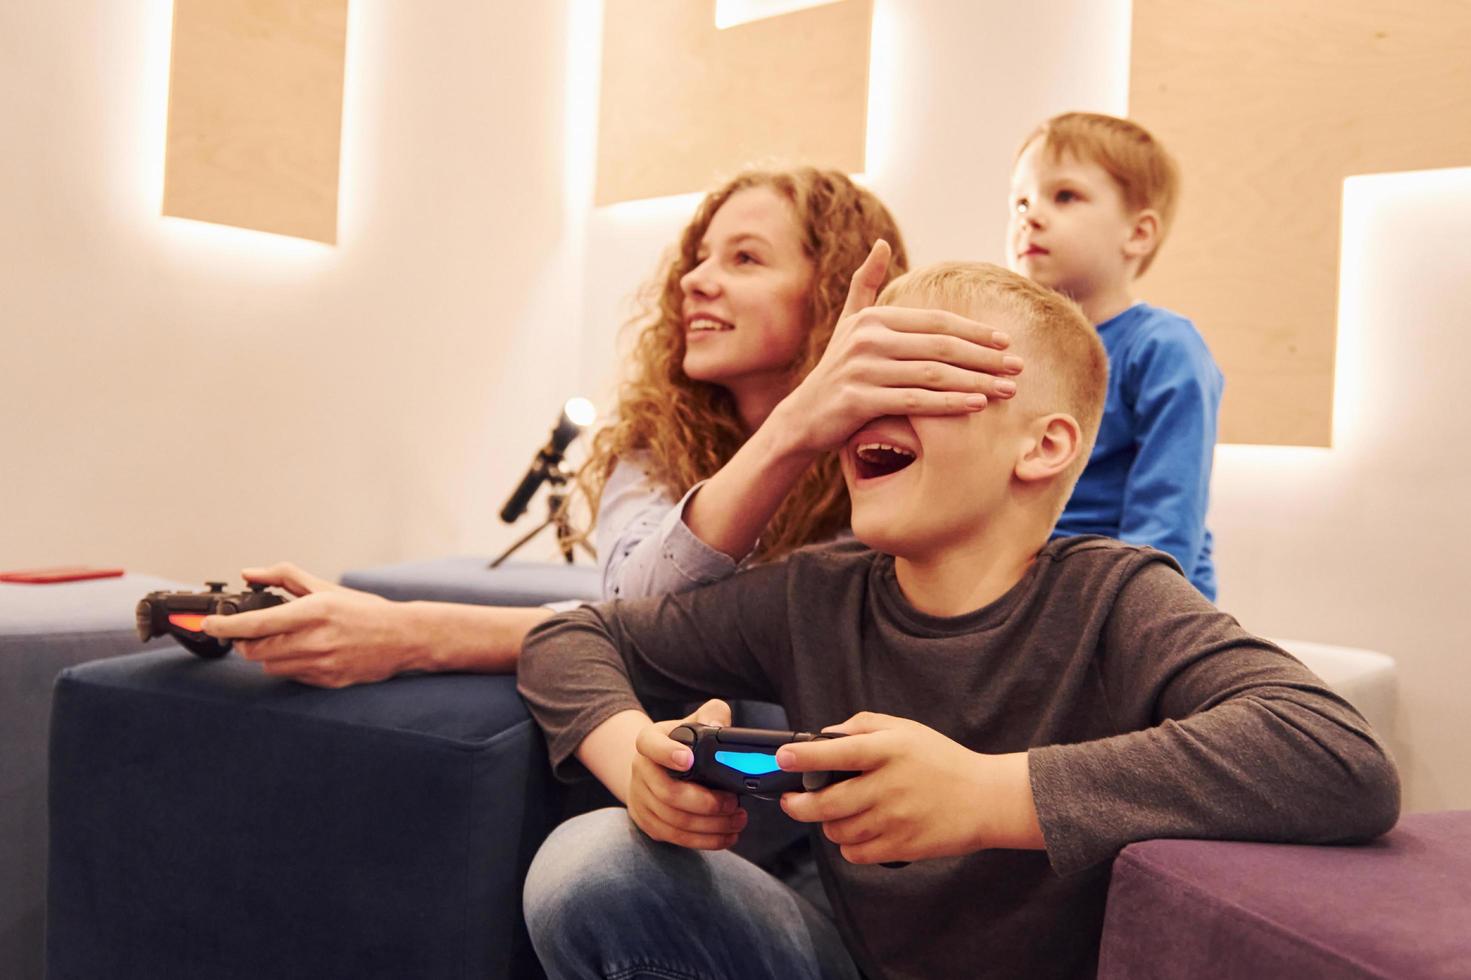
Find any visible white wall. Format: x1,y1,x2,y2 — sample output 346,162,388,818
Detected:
4,1,1465,812
0,0,580,583
1210,169,1471,812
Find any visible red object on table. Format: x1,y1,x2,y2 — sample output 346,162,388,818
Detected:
0,567,126,584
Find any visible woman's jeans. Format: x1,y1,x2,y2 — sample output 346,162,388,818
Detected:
524,808,861,980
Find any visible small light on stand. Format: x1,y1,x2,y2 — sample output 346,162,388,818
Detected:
489,397,598,568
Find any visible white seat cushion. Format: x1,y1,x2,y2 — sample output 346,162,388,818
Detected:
1270,637,1397,735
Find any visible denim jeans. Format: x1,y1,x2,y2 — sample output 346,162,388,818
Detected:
524,808,862,980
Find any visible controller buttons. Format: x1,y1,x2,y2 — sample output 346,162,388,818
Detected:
249,583,267,593
206,581,226,593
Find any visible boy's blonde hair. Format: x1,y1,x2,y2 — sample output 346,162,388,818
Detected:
1019,112,1180,276
878,262,1108,495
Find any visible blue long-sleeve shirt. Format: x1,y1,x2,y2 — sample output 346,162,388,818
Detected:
1054,303,1224,599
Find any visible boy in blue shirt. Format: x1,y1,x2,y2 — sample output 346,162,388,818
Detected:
1009,112,1223,599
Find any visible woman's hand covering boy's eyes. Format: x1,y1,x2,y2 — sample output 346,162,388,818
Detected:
771,241,1024,458
776,712,1043,865
628,699,748,851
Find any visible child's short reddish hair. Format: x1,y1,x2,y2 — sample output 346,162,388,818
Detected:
1019,112,1181,275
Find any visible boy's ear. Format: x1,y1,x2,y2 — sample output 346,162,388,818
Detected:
1014,413,1083,484
1123,208,1161,263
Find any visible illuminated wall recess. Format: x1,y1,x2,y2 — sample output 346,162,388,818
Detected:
1130,0,1471,446
163,0,349,244
715,0,847,30
595,0,871,205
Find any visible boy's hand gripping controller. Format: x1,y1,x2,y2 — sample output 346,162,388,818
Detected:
669,723,910,868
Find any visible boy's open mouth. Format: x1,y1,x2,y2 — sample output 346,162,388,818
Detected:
853,442,917,480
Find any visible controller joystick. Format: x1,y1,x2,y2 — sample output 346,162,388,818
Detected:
136,581,288,658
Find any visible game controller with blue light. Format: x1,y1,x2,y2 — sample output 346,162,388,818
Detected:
668,723,857,800
669,723,911,868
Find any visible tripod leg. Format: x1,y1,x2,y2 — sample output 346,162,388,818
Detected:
549,491,582,564
556,528,578,563
489,518,553,568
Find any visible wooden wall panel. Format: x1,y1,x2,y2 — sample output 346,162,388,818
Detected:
163,0,348,243
1131,0,1471,445
596,0,871,205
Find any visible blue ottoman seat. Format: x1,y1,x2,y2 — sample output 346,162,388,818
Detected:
1,572,183,980
47,651,568,980
341,557,600,606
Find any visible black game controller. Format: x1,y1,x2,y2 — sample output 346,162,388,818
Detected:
670,723,910,868
668,724,858,801
136,581,287,658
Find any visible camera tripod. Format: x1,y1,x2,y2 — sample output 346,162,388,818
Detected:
488,461,595,568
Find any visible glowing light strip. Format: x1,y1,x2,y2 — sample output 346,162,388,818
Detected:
564,0,605,212
168,613,208,632
715,0,847,30
1104,0,1133,116
1218,166,1471,463
859,0,898,185
141,0,173,222
715,750,783,775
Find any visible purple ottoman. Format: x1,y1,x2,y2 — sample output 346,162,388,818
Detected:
1099,811,1471,979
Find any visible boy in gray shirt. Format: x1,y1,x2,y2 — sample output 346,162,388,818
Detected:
517,262,1399,980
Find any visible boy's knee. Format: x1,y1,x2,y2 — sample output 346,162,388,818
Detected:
525,807,733,976
524,808,637,926
523,808,855,980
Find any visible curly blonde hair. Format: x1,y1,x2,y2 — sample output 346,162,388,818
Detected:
572,167,908,561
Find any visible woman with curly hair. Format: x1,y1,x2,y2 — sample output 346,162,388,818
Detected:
204,167,1020,684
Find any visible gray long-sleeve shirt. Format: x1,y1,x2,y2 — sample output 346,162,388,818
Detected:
518,536,1400,980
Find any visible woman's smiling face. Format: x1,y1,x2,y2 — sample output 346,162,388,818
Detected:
679,186,815,407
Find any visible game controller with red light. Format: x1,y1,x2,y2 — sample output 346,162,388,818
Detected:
135,581,287,658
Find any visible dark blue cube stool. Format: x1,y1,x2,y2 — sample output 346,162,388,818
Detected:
48,652,569,980
1,572,184,980
46,560,607,979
